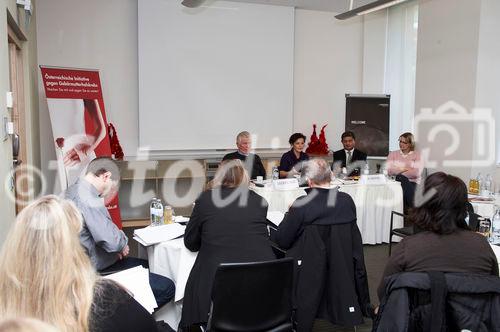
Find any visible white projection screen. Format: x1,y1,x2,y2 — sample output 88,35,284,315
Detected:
138,0,294,151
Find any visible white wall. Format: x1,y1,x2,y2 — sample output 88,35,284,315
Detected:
414,0,482,182
36,0,395,191
37,0,138,193
36,1,370,172
414,0,499,183
293,9,364,152
474,0,500,173
361,11,387,94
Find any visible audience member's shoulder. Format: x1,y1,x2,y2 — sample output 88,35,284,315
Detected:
333,189,354,204
222,151,236,160
459,229,491,245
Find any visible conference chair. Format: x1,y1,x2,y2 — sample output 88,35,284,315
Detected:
389,211,414,256
206,258,294,332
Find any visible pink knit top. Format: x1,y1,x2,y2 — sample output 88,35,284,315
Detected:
386,150,423,184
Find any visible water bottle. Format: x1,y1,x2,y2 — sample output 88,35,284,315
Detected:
150,198,158,226
478,217,490,237
476,173,483,195
363,163,370,175
156,199,164,225
490,208,500,244
483,174,493,196
341,167,348,179
272,166,279,180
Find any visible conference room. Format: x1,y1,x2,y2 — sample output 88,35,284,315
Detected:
0,0,499,331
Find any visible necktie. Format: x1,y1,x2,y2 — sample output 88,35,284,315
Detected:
347,151,352,164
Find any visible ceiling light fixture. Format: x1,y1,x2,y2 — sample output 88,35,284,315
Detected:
335,0,408,20
181,0,206,8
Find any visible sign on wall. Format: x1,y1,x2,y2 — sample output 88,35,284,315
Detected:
345,94,390,157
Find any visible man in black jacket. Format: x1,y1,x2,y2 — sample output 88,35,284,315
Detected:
274,159,372,331
332,131,367,177
222,131,266,179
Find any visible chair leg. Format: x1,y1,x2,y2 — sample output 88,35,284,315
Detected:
388,235,392,256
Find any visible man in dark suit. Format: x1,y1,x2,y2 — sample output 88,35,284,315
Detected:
274,159,372,330
332,131,367,177
222,131,266,179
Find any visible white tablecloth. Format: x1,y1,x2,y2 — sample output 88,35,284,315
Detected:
251,181,404,244
470,193,500,218
145,238,197,329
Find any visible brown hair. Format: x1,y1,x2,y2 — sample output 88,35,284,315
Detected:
86,157,120,181
288,133,306,145
341,131,356,140
410,172,468,234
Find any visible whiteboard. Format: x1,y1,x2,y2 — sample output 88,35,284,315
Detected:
138,0,294,151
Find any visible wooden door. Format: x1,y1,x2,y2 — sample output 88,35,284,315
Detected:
8,28,29,213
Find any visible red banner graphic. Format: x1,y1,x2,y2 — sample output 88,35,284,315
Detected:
40,66,122,228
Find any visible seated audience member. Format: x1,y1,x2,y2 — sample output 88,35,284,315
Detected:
332,131,367,177
0,196,160,332
386,132,423,210
64,157,174,307
180,160,275,330
222,131,266,179
377,172,499,302
0,318,58,332
279,133,309,178
275,159,372,331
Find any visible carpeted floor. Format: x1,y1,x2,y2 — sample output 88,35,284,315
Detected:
312,244,389,332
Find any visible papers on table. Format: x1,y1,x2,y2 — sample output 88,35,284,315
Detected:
468,194,495,202
104,266,157,313
331,178,357,185
273,178,299,190
267,211,285,226
359,174,387,185
133,223,185,246
174,215,190,223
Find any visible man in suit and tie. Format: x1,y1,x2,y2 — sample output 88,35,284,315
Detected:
332,131,367,177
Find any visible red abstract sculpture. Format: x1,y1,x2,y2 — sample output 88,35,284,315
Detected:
108,123,124,160
306,124,329,155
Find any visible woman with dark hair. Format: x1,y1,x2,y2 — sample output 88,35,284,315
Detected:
180,160,275,330
377,172,498,300
279,133,309,178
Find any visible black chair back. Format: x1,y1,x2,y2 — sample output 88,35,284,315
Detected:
207,258,294,332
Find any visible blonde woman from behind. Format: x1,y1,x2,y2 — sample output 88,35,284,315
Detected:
0,318,59,332
0,196,159,332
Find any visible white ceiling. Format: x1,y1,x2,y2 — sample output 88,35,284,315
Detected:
220,0,374,12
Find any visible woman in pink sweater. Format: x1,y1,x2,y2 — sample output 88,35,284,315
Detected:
387,132,423,210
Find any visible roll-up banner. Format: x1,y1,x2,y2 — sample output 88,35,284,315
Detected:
40,66,122,228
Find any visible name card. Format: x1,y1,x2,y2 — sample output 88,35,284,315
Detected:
273,178,299,190
359,174,386,185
